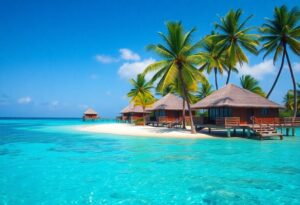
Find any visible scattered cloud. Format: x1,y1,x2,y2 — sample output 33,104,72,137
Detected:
95,55,118,64
119,48,141,61
90,74,99,80
18,96,32,104
118,58,156,80
105,91,111,96
293,62,300,73
238,60,276,80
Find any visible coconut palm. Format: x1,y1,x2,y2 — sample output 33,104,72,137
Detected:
240,75,266,97
144,22,206,134
159,79,198,129
197,80,214,100
127,74,156,125
283,83,300,115
198,32,227,90
260,5,300,117
212,9,259,84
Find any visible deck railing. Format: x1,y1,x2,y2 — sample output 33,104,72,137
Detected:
216,117,240,128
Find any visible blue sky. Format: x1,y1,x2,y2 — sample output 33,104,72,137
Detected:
0,0,299,118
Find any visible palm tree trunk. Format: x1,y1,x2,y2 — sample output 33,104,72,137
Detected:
214,67,218,90
226,68,232,85
182,99,186,129
178,66,196,134
143,107,146,125
285,47,298,118
266,50,285,98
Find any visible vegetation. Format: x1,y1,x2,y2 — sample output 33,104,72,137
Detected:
124,5,300,132
283,83,300,116
198,32,226,90
260,5,300,117
211,9,259,84
143,22,206,134
197,80,214,100
127,74,156,125
240,75,266,97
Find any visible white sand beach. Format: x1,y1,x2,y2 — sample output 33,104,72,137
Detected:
75,123,214,139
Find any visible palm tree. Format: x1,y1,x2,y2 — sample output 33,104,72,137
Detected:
127,74,156,125
159,79,198,129
144,22,206,134
240,75,266,97
198,32,226,90
197,80,214,100
283,83,300,115
212,9,259,84
260,5,300,118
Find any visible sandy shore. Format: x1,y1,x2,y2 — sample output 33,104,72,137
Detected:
75,123,214,139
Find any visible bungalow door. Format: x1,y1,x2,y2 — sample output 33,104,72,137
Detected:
246,108,254,124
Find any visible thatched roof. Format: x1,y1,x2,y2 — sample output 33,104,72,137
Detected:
121,103,150,114
192,84,282,109
147,93,187,111
84,108,98,115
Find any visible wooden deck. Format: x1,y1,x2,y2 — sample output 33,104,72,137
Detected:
194,117,300,140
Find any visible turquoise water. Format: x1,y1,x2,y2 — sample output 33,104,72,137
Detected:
1,119,300,205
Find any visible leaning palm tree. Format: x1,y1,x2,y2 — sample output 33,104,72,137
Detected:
211,9,259,84
240,75,266,97
198,32,226,90
144,22,206,134
127,74,156,125
260,5,300,117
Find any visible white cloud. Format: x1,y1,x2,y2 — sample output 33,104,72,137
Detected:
118,58,156,80
238,60,276,80
18,96,31,104
293,62,300,73
95,55,118,64
119,48,141,61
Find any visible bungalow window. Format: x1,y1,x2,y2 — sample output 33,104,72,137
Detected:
262,108,269,116
157,109,166,117
209,107,232,121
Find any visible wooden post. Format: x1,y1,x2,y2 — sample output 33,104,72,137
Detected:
242,128,245,136
292,128,295,136
227,128,231,137
246,128,250,138
286,128,290,136
233,128,236,135
208,127,211,134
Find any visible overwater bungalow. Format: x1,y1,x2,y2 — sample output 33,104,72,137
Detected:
191,84,287,139
83,108,99,121
120,103,149,123
146,93,193,125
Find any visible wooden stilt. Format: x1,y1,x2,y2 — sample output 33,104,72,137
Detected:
246,128,250,137
227,128,231,137
286,128,290,136
242,128,245,136
233,128,236,135
292,128,295,136
208,128,211,134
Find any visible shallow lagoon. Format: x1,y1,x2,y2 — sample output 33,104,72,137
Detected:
1,119,300,204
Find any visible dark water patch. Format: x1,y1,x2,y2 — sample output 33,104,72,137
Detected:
151,155,200,164
0,148,21,156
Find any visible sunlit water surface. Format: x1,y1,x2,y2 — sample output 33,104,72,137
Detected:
0,119,300,205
